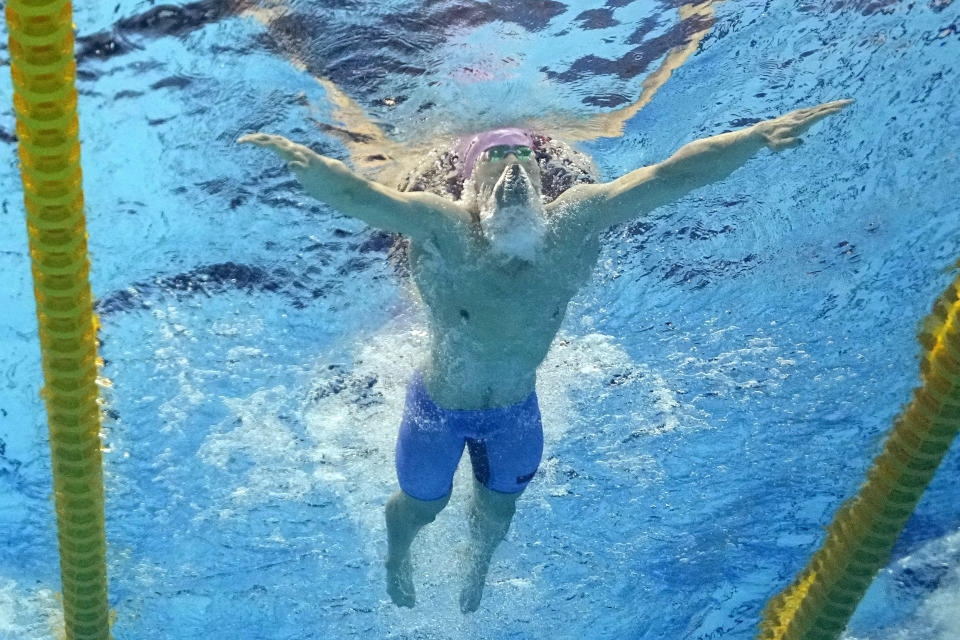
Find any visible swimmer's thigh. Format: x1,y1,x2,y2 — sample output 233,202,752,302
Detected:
395,405,464,501
467,400,544,495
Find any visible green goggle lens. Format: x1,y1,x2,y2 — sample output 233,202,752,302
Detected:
487,145,533,160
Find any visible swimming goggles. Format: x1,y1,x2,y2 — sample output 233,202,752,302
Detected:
483,145,533,160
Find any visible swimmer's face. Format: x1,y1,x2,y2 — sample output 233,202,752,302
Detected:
472,145,542,207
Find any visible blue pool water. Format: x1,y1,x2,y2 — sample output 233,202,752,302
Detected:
1,0,959,638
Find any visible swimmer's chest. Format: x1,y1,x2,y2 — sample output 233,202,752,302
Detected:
408,231,600,321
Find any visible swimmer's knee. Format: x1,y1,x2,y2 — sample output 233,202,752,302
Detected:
472,480,520,519
408,490,452,524
390,489,451,525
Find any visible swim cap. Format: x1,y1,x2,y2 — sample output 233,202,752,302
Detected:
456,128,535,179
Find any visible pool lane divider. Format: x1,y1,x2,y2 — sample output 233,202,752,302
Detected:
757,274,960,640
5,1,112,638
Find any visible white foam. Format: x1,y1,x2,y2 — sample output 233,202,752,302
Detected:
151,306,210,435
478,203,547,263
915,569,960,639
0,578,62,640
195,316,686,516
845,529,960,640
197,388,315,507
193,310,683,634
882,530,960,640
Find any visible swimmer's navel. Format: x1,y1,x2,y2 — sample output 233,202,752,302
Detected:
460,309,470,321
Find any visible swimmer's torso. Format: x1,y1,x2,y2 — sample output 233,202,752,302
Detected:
410,222,600,410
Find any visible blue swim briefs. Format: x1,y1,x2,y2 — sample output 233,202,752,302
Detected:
395,370,544,501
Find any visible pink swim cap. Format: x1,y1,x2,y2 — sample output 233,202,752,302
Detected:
456,128,535,179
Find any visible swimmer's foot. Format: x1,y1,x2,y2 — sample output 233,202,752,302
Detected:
386,555,415,608
459,556,489,613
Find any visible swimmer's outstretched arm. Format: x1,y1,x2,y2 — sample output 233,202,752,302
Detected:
546,100,853,234
237,133,471,241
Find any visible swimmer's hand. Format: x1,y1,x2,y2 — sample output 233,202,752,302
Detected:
751,99,854,151
545,99,854,236
237,132,373,216
237,132,470,240
237,132,340,184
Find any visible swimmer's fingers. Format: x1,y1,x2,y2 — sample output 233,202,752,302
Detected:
767,136,802,151
790,99,854,118
788,99,854,131
237,132,318,170
757,98,853,151
760,125,808,151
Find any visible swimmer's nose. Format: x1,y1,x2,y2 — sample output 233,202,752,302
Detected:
507,163,522,177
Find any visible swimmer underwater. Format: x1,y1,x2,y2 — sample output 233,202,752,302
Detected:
238,98,851,612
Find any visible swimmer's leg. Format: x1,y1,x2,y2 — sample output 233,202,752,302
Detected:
385,489,451,607
460,478,523,613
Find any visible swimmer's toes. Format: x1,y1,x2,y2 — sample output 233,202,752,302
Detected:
459,565,484,614
388,583,415,608
386,558,416,608
459,582,482,614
